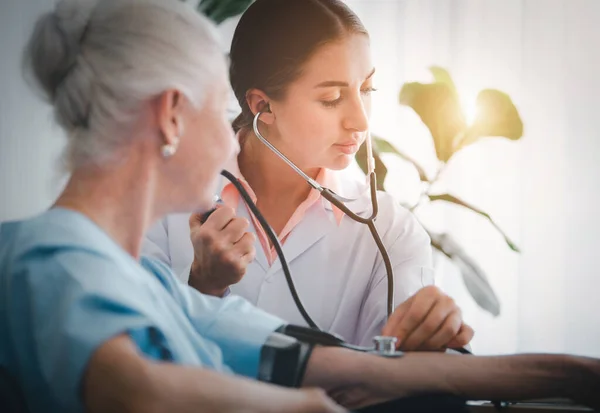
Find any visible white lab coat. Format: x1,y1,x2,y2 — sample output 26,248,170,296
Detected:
142,173,434,347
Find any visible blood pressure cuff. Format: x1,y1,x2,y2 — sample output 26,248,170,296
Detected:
257,325,315,387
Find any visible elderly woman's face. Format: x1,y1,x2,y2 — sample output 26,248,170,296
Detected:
175,73,237,213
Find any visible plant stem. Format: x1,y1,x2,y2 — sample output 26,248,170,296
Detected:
428,161,447,188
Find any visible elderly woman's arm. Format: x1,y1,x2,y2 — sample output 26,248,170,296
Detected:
81,332,600,412
302,346,600,411
83,334,345,413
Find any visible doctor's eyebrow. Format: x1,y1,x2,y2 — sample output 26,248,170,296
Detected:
314,68,376,88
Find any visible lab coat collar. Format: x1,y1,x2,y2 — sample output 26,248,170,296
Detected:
219,130,372,216
241,168,374,274
222,175,338,273
320,170,372,215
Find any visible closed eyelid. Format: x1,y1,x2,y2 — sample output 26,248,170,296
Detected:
320,96,343,108
319,92,342,99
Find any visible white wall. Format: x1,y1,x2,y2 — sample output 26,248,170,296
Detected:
0,0,67,221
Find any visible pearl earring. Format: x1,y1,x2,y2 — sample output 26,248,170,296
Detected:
161,136,180,158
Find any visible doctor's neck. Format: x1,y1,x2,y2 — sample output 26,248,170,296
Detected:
237,128,319,205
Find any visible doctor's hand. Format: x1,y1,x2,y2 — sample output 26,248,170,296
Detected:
284,388,348,413
188,206,256,297
381,285,474,351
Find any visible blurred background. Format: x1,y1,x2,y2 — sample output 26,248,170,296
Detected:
1,0,599,357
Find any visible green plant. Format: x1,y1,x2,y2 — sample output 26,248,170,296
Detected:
195,0,253,24
357,67,523,316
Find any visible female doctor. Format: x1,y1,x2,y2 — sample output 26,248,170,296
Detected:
143,0,474,350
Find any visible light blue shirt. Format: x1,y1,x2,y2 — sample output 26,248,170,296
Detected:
0,208,285,412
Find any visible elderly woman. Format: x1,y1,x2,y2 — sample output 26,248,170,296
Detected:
1,1,599,413
0,1,339,412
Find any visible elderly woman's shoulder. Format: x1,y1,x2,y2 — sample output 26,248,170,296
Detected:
0,209,124,287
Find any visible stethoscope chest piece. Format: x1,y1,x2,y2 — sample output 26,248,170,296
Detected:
369,336,404,358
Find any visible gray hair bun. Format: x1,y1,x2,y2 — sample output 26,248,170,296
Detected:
24,0,96,102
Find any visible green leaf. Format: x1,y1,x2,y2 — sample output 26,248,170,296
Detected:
429,66,457,94
356,144,388,190
198,0,252,24
372,136,429,182
399,82,466,162
428,193,520,253
459,89,523,150
428,231,501,317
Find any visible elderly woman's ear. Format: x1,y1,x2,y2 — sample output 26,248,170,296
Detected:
156,90,186,155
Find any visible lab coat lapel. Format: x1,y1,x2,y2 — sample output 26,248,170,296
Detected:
267,203,336,276
252,236,269,272
234,201,269,272
322,172,372,215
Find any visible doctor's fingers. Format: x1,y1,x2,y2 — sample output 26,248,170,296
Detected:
417,307,464,351
221,216,251,243
445,322,475,349
235,249,257,275
381,286,437,340
194,206,236,231
398,295,459,351
220,233,256,275
232,231,256,253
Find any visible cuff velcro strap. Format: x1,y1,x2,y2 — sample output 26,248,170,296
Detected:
258,331,314,388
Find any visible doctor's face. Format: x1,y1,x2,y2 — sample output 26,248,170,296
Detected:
267,34,374,171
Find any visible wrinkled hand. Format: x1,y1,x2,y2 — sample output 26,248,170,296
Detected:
287,388,348,413
188,206,256,296
382,286,474,351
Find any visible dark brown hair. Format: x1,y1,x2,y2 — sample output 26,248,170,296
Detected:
229,0,368,132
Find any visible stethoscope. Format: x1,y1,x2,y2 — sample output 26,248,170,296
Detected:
218,110,393,339
249,110,396,325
